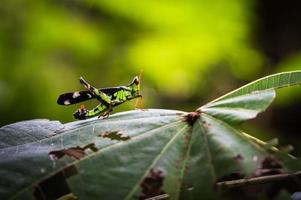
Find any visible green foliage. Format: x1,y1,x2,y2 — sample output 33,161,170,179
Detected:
1,71,300,199
201,89,275,124
210,71,301,102
0,0,262,126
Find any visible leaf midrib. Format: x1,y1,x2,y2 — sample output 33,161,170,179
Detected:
201,113,266,154
124,125,189,200
198,120,217,182
175,128,194,199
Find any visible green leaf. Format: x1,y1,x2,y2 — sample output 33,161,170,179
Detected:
0,109,298,200
211,70,301,103
1,71,301,200
200,89,275,124
199,71,301,125
0,119,63,148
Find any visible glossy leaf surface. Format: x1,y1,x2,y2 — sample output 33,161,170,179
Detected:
1,71,301,200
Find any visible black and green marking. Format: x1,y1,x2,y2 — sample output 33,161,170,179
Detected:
57,76,142,120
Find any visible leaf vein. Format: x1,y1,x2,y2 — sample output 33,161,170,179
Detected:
124,125,188,200
197,120,217,182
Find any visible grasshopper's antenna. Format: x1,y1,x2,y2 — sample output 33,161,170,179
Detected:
138,69,143,81
135,69,143,109
135,96,141,108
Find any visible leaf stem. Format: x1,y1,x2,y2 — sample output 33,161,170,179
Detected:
216,171,301,189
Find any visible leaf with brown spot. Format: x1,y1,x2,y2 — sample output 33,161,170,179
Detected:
49,143,98,160
250,156,284,177
261,156,283,169
99,130,130,141
34,165,78,200
182,111,200,126
138,168,166,200
1,71,301,200
233,154,243,163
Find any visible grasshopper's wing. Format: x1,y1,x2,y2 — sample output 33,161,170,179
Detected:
57,87,124,105
57,91,95,105
100,87,124,95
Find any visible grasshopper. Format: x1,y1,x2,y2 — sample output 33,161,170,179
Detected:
57,76,142,120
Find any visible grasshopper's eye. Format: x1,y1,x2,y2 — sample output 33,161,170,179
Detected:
132,76,139,84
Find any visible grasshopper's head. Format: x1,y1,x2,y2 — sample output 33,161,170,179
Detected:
129,76,141,97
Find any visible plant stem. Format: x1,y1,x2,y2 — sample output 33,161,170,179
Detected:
216,171,301,188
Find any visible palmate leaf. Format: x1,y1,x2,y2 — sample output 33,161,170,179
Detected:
1,71,301,200
200,71,301,124
200,89,276,124
210,70,301,102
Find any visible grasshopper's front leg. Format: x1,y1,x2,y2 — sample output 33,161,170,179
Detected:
79,77,112,110
98,108,112,119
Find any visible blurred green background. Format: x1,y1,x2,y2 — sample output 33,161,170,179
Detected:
0,0,301,154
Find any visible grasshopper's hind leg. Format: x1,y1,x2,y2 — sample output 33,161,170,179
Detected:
79,77,98,94
79,77,112,109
